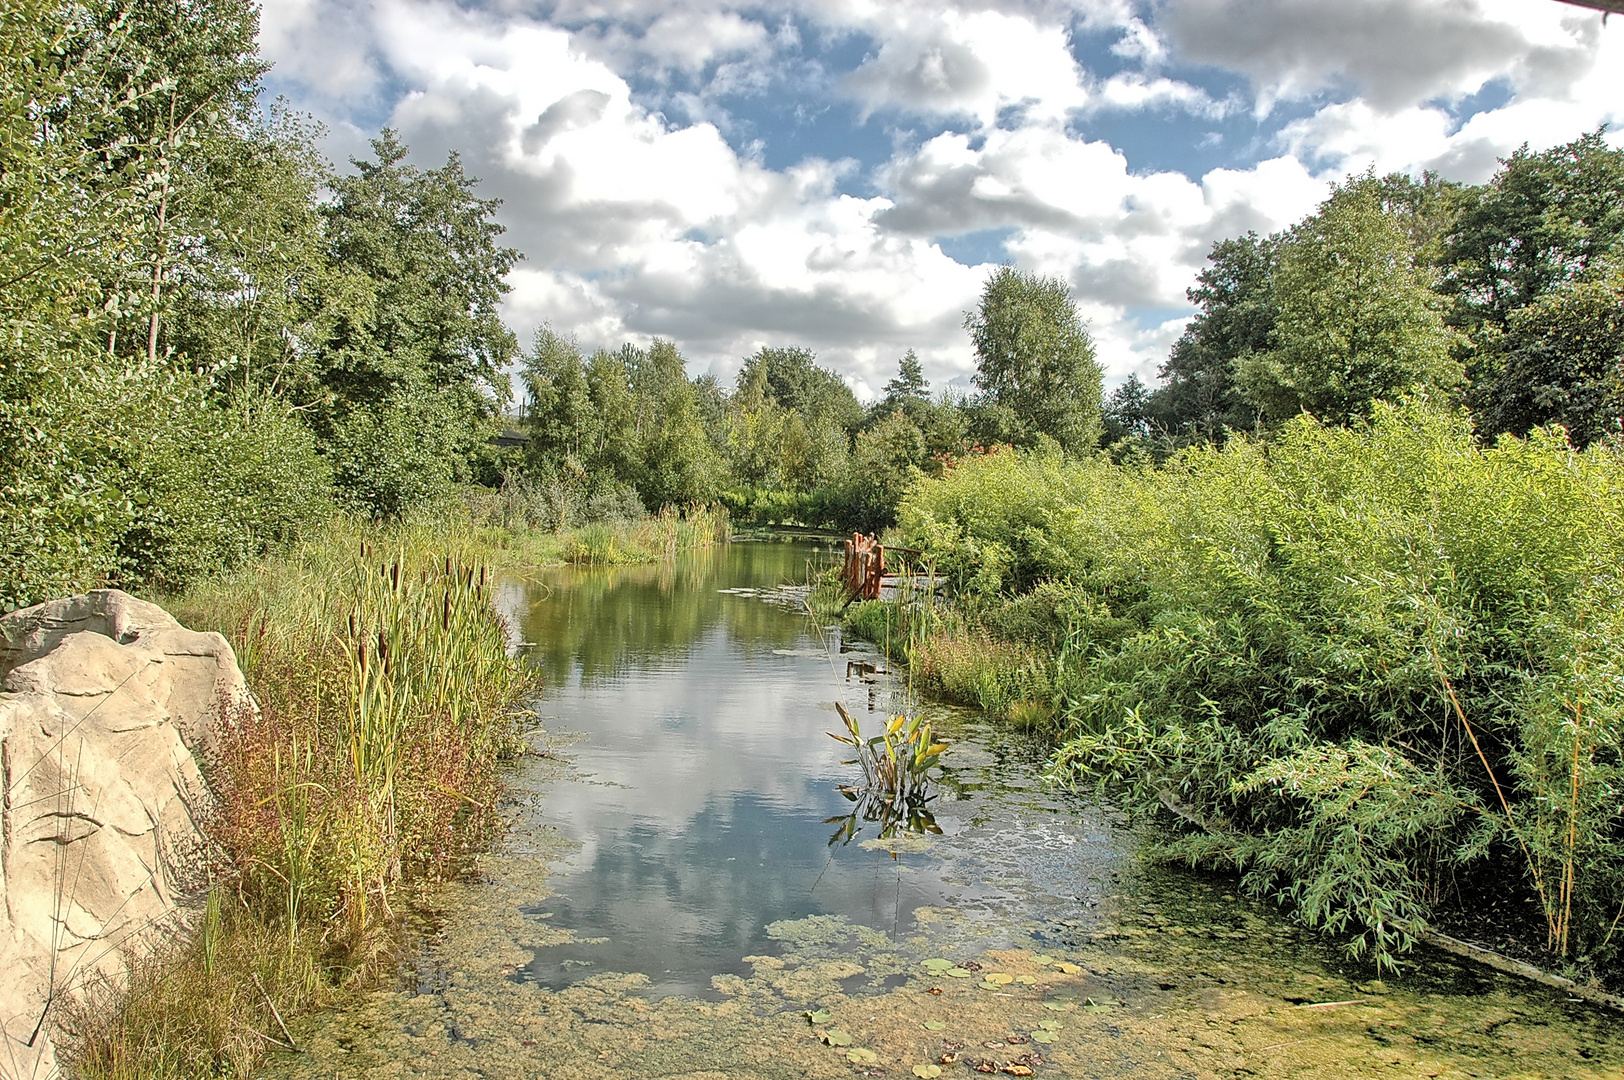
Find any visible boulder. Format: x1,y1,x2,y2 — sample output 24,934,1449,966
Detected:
0,590,247,1079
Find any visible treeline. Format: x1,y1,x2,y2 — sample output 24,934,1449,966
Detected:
513,264,1105,535
2,0,519,610
1106,134,1624,451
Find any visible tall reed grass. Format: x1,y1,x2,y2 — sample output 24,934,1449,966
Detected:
66,518,537,1079
561,503,731,564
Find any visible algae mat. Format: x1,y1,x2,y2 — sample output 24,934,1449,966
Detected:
265,821,1624,1080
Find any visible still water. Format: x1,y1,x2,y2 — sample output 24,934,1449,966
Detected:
503,538,1128,998
270,539,1624,1080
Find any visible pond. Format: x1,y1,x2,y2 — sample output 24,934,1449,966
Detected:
270,539,1624,1080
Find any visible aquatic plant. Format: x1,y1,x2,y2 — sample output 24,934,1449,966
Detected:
68,519,537,1078
827,703,947,841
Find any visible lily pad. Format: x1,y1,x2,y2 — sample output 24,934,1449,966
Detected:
823,1029,853,1047
847,1048,879,1064
1054,961,1082,975
978,980,1003,991
1015,975,1038,985
923,1021,947,1031
1041,1001,1074,1011
1082,996,1121,1012
921,958,956,973
913,1066,943,1079
1029,1030,1055,1044
806,1010,833,1024
945,967,974,978
1031,955,1055,966
1038,1020,1062,1031
984,973,1014,985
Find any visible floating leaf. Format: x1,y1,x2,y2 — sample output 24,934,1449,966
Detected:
1082,996,1120,1012
921,959,955,973
978,980,1002,992
913,1066,943,1079
945,967,973,978
1029,1030,1055,1044
1054,962,1082,975
823,1029,853,1046
985,973,1014,985
923,1021,947,1031
1002,1065,1034,1076
1031,955,1055,966
847,1048,879,1064
1041,1002,1073,1011
1015,975,1038,985
1038,1020,1062,1031
806,1010,833,1024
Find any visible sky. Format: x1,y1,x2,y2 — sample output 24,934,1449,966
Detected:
257,0,1624,399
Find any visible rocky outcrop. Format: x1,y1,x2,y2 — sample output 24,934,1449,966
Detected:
0,591,247,1079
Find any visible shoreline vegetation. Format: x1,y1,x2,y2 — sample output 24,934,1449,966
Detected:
825,401,1624,993
63,506,724,1079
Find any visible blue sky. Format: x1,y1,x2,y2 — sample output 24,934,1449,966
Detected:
258,0,1623,397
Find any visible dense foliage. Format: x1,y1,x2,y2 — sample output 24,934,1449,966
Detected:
896,403,1624,973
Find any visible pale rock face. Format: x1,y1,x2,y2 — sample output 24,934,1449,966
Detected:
0,591,246,1079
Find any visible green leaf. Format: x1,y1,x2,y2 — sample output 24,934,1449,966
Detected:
922,1020,947,1031
822,1029,853,1047
806,1010,833,1024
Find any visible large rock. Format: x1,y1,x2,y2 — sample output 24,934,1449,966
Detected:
0,590,247,1079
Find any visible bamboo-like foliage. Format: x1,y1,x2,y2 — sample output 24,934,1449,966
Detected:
897,400,1624,974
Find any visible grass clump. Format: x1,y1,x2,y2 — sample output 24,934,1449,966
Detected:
66,518,538,1079
894,400,1624,977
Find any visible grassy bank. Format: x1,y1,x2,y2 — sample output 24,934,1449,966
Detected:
855,401,1624,981
64,505,726,1077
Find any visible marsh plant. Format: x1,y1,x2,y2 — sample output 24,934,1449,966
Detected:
826,703,948,843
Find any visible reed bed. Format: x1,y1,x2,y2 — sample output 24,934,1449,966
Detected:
67,518,538,1079
561,503,731,564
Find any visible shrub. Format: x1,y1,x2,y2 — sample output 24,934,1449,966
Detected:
897,400,1624,972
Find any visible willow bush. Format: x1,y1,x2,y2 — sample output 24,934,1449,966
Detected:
896,400,1624,973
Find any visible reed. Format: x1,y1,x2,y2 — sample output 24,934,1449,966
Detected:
67,518,537,1078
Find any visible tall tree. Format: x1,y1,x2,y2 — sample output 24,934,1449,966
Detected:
1236,177,1460,426
1475,256,1624,447
735,345,863,433
315,130,519,512
1441,131,1624,337
964,266,1103,454
1147,233,1276,443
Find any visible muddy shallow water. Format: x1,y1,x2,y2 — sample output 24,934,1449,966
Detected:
265,541,1624,1079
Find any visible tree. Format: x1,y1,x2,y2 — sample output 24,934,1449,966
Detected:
838,410,926,532
1235,178,1460,426
1100,375,1152,446
314,130,520,512
964,266,1103,453
521,326,598,469
1147,233,1276,443
1441,131,1624,336
735,345,863,433
1476,257,1624,447
884,349,930,403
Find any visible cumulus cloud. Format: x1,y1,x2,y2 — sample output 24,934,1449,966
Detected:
1157,0,1599,113
255,0,1624,392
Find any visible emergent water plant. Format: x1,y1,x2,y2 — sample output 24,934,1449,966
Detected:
826,702,948,843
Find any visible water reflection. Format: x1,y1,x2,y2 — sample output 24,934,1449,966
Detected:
494,540,1120,999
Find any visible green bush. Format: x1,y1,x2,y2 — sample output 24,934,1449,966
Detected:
898,400,1624,972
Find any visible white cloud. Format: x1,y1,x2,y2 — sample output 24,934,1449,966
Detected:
255,0,1624,395
1157,0,1605,114
843,8,1090,127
